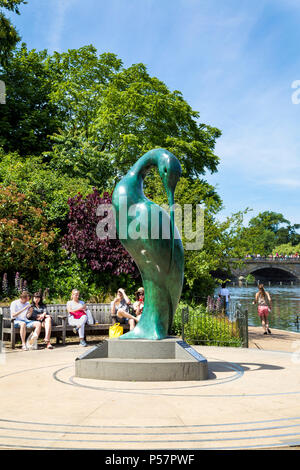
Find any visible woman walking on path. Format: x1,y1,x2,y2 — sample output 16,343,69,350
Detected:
253,284,272,335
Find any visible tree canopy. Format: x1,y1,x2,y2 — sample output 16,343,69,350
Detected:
0,44,221,186
0,42,224,299
0,26,298,301
0,184,56,274
0,0,26,66
231,211,300,257
0,151,93,228
0,46,60,155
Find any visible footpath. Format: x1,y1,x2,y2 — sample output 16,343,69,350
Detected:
248,325,300,352
247,326,300,451
1,327,300,450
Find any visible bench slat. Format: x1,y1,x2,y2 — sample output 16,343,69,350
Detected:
0,303,126,348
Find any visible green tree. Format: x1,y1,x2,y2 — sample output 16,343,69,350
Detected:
276,225,300,246
45,46,221,185
272,243,300,256
0,151,93,229
249,211,289,233
232,225,276,256
0,45,60,155
43,47,124,186
0,44,226,300
94,62,221,179
247,211,300,250
0,44,221,186
226,210,300,258
0,183,56,275
0,0,26,66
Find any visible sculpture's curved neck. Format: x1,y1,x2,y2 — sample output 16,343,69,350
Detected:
125,150,159,199
130,150,175,273
132,149,159,181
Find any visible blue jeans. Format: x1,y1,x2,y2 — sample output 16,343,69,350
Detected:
14,319,37,328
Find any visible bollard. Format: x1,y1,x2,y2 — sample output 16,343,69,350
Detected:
244,309,249,348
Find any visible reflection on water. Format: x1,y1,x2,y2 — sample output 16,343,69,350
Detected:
223,285,300,333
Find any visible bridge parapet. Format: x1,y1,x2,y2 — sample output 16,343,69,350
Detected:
229,258,300,282
231,257,300,264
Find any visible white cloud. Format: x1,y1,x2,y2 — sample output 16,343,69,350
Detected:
201,59,300,187
48,0,78,52
265,178,300,188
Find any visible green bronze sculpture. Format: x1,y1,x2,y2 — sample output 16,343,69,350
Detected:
112,148,184,340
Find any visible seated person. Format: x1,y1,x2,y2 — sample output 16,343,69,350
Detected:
10,291,41,351
133,287,144,322
26,292,53,349
111,288,138,331
66,289,88,347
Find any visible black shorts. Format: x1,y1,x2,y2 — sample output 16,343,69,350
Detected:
116,316,128,325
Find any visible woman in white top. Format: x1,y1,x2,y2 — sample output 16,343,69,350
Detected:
219,283,230,315
66,289,88,346
10,291,42,351
111,288,138,331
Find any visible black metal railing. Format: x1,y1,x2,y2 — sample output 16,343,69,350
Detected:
181,300,248,348
0,309,3,355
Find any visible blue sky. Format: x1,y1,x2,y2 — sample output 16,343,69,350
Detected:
7,0,300,226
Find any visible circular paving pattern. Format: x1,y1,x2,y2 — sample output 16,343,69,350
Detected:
0,415,300,450
0,345,300,450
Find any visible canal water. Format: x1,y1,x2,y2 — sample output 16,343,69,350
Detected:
226,285,300,333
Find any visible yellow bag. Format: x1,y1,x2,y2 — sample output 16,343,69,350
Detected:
109,322,123,338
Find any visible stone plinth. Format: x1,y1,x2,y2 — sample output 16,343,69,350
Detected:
75,337,208,382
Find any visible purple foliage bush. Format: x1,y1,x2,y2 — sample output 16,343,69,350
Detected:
63,189,139,277
2,273,8,296
206,295,224,314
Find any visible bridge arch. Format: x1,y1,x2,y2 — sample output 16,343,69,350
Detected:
246,266,298,283
229,259,300,283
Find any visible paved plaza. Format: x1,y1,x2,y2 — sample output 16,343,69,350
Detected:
0,329,300,450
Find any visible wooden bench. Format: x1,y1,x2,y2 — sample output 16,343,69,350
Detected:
0,303,130,348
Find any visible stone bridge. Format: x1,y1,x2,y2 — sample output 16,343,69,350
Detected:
229,258,300,283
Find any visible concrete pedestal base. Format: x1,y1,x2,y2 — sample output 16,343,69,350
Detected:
75,337,208,382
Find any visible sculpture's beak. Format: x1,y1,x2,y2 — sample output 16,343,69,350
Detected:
167,188,175,272
167,189,175,230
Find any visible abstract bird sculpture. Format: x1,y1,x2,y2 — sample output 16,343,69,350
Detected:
112,148,184,340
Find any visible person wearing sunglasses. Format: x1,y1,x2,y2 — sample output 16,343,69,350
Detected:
111,288,138,331
26,292,53,349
